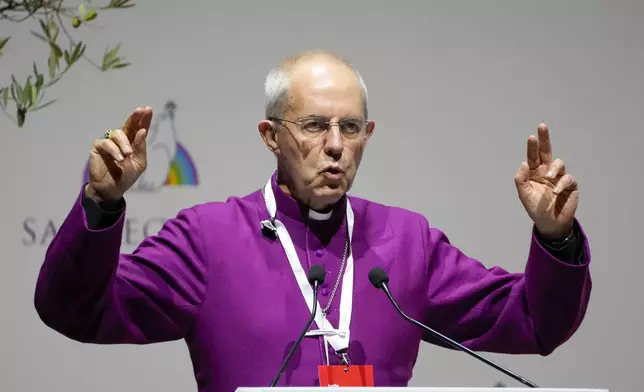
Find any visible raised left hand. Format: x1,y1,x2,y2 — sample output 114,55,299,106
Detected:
514,123,579,241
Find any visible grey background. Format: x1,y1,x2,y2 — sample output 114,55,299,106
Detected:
1,1,641,391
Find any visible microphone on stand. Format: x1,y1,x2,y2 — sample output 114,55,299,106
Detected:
270,264,326,387
368,267,539,389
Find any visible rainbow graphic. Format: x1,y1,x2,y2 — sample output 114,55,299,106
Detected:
81,142,199,187
164,143,198,186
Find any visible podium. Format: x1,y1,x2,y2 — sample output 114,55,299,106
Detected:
237,389,608,392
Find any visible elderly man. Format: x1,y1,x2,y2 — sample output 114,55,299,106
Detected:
34,51,591,392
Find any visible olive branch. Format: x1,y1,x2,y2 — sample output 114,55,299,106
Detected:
0,0,135,127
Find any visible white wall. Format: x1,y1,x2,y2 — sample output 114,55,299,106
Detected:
2,1,642,391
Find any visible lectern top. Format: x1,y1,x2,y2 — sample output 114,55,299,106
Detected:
236,388,608,392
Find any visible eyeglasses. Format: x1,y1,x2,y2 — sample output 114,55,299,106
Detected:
268,116,370,141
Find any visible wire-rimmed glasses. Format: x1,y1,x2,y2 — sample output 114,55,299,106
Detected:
268,116,370,141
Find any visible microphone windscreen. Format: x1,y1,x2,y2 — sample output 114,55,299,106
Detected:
368,267,389,288
308,264,326,285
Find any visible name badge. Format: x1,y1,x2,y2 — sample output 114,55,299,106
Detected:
318,365,375,386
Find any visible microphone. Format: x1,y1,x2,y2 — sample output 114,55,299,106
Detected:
270,264,326,387
368,267,539,388
260,217,278,239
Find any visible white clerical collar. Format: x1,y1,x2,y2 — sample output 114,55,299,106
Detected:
308,209,333,221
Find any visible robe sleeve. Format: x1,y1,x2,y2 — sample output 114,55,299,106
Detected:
421,218,591,356
33,188,207,345
534,228,580,264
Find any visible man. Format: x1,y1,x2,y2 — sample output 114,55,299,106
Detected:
34,51,591,392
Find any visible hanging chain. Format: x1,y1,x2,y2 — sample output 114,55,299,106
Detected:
306,225,349,314
262,186,350,314
262,186,352,366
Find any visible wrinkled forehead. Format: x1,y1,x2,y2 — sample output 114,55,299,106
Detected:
287,60,365,119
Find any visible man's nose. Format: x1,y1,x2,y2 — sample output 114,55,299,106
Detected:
323,125,344,159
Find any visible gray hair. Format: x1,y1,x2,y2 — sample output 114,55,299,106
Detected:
264,51,369,120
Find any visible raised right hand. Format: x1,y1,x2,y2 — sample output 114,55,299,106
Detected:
85,107,153,204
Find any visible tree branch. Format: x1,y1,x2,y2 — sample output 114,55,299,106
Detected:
55,10,101,70
1,0,136,128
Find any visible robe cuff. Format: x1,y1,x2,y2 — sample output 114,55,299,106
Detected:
533,218,587,266
80,183,125,230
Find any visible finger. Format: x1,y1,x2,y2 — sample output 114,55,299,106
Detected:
553,174,578,195
514,161,532,199
546,158,565,180
106,129,133,157
526,135,540,169
122,107,145,141
132,127,148,155
137,106,153,132
538,123,552,165
93,139,125,162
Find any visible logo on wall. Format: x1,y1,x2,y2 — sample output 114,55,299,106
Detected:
81,100,199,190
22,100,199,247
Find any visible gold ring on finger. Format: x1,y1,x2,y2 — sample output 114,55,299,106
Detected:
103,129,116,139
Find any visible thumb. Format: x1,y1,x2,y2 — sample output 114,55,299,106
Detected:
133,128,147,156
514,161,532,199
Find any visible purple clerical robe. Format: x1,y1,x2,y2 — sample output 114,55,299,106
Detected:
34,173,592,392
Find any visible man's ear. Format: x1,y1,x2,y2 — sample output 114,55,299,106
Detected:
258,120,280,154
365,120,376,140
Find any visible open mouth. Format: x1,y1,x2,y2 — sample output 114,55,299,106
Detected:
322,167,345,179
324,167,343,174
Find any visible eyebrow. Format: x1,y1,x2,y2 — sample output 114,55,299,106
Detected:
304,114,363,121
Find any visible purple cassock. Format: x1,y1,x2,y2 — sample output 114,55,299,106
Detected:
34,172,592,392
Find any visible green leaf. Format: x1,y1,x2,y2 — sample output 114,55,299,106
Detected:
30,30,48,43
102,58,121,71
36,73,44,90
72,42,85,62
11,76,24,106
102,44,129,71
107,57,121,67
72,44,81,61
49,21,60,42
30,99,57,111
33,62,44,92
0,37,9,55
84,9,98,21
104,45,121,62
112,62,130,69
39,19,51,41
107,0,135,8
102,45,124,71
24,78,34,107
79,3,86,15
50,43,63,58
1,88,8,106
64,50,71,66
72,16,82,28
17,108,26,127
48,53,58,79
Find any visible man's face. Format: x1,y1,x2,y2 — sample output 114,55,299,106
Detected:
260,59,375,210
